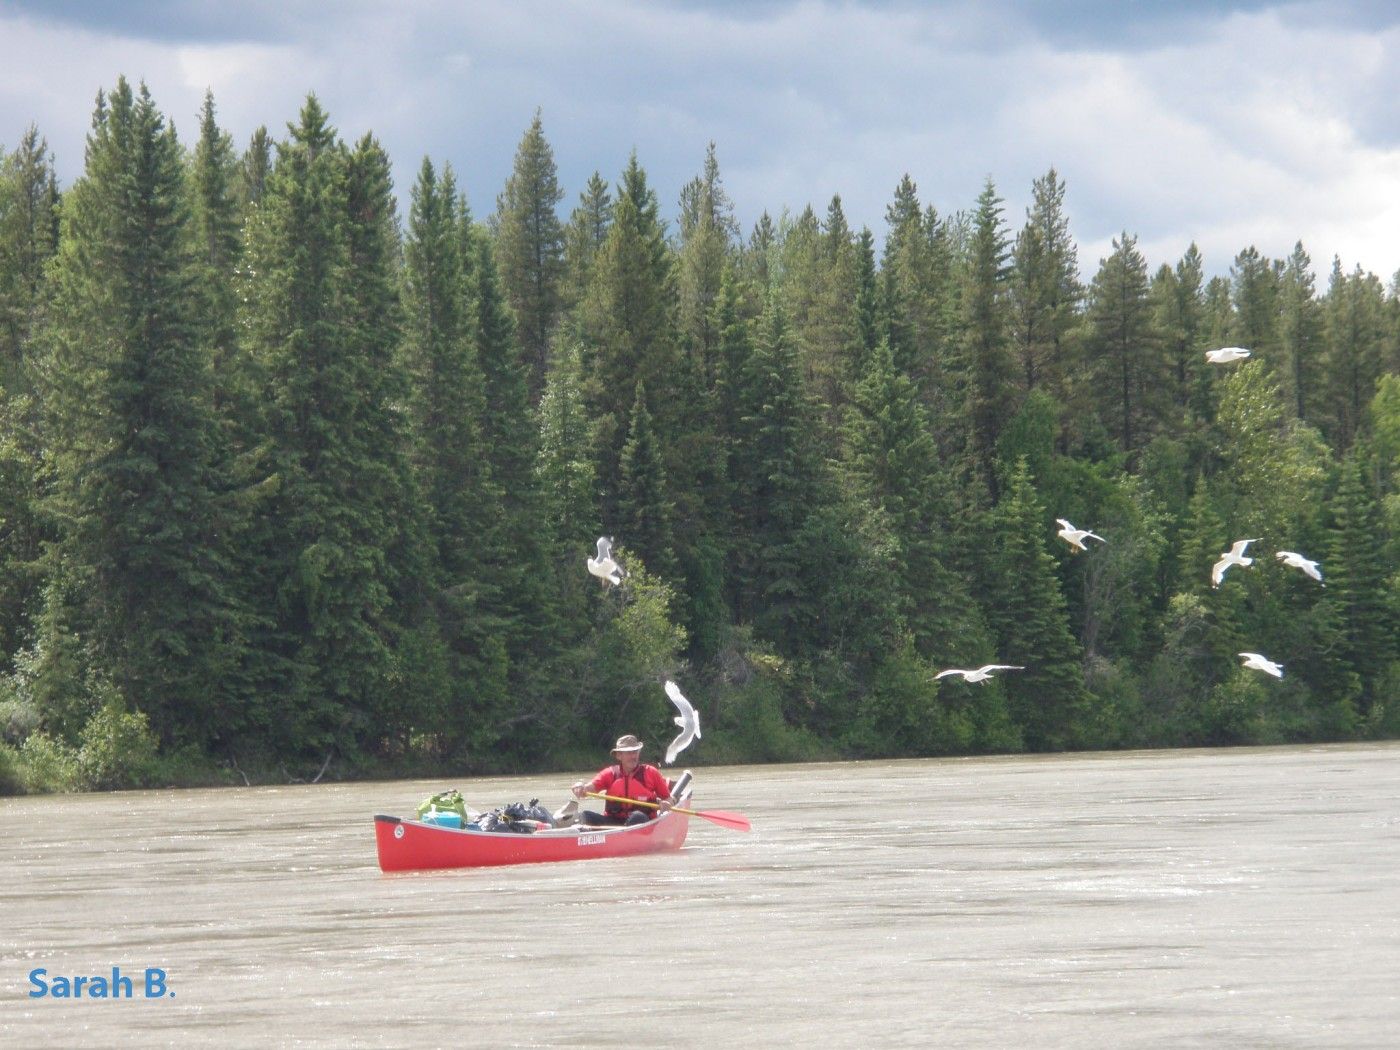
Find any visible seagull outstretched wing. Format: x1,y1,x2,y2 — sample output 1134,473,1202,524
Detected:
663,679,701,765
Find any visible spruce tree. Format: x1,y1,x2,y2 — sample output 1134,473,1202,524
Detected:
1085,231,1162,460
0,125,58,387
676,142,736,384
730,294,820,632
535,336,597,566
40,79,246,748
401,158,514,757
880,175,956,408
1321,259,1387,451
1279,242,1323,422
958,179,1017,496
189,92,251,431
470,220,554,662
402,159,491,580
842,337,982,661
1149,243,1208,422
985,458,1089,749
616,380,677,580
578,154,679,523
560,171,612,316
1230,246,1281,361
243,96,443,760
0,127,57,664
237,125,272,210
1326,451,1392,712
493,111,565,400
1008,167,1081,402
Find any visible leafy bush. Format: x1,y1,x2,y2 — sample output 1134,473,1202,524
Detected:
19,733,79,793
77,701,158,791
0,742,23,795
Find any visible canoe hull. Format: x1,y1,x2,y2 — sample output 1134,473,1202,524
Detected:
374,806,691,871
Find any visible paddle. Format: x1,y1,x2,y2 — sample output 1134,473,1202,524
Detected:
584,792,752,832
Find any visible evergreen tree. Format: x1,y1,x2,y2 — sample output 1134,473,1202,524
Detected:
535,336,597,563
1230,246,1281,362
39,79,247,748
189,93,247,419
1149,243,1208,423
1008,167,1081,404
243,96,443,760
957,179,1017,495
402,159,487,567
493,110,565,400
237,125,272,210
985,458,1088,749
470,220,553,660
1322,259,1387,451
0,127,57,665
616,380,676,580
560,171,612,316
880,175,956,409
740,211,777,295
730,294,820,632
675,142,736,384
1326,450,1392,712
578,154,678,522
852,227,880,374
0,125,58,388
400,158,502,731
1085,231,1162,459
842,337,981,660
1279,242,1323,422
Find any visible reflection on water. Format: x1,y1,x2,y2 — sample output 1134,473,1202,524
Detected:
3,743,1399,1048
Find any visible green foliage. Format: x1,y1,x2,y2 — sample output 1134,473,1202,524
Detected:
493,111,565,398
957,179,1017,493
845,641,976,758
77,697,158,790
986,458,1089,749
0,89,1397,786
19,732,79,792
1086,231,1163,458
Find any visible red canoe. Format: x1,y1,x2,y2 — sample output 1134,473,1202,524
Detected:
374,781,694,871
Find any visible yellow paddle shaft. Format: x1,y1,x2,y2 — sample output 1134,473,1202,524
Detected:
584,791,692,816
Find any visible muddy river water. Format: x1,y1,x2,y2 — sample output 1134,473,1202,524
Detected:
3,743,1398,1047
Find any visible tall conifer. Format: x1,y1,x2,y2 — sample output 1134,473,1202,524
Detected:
494,111,565,400
40,79,246,747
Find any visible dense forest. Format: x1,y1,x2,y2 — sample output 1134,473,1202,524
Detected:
0,78,1397,793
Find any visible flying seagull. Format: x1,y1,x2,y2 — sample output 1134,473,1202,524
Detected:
585,536,625,587
1211,538,1260,588
1056,518,1106,553
1239,652,1284,678
1205,347,1251,364
935,664,1025,684
1276,550,1324,585
663,679,701,765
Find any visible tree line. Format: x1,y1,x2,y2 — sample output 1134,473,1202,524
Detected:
0,79,1396,792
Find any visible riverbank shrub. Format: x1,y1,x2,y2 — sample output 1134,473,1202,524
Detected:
77,701,159,790
0,742,21,794
19,733,79,792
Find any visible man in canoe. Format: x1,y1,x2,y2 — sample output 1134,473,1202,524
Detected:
570,734,673,826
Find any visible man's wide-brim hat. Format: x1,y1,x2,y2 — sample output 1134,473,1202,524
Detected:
611,734,644,754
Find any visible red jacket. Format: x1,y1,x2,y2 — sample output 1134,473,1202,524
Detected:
588,763,672,819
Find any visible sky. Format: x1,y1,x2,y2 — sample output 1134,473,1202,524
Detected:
1,0,1398,284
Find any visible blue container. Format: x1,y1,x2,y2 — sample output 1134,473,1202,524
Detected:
422,809,463,829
